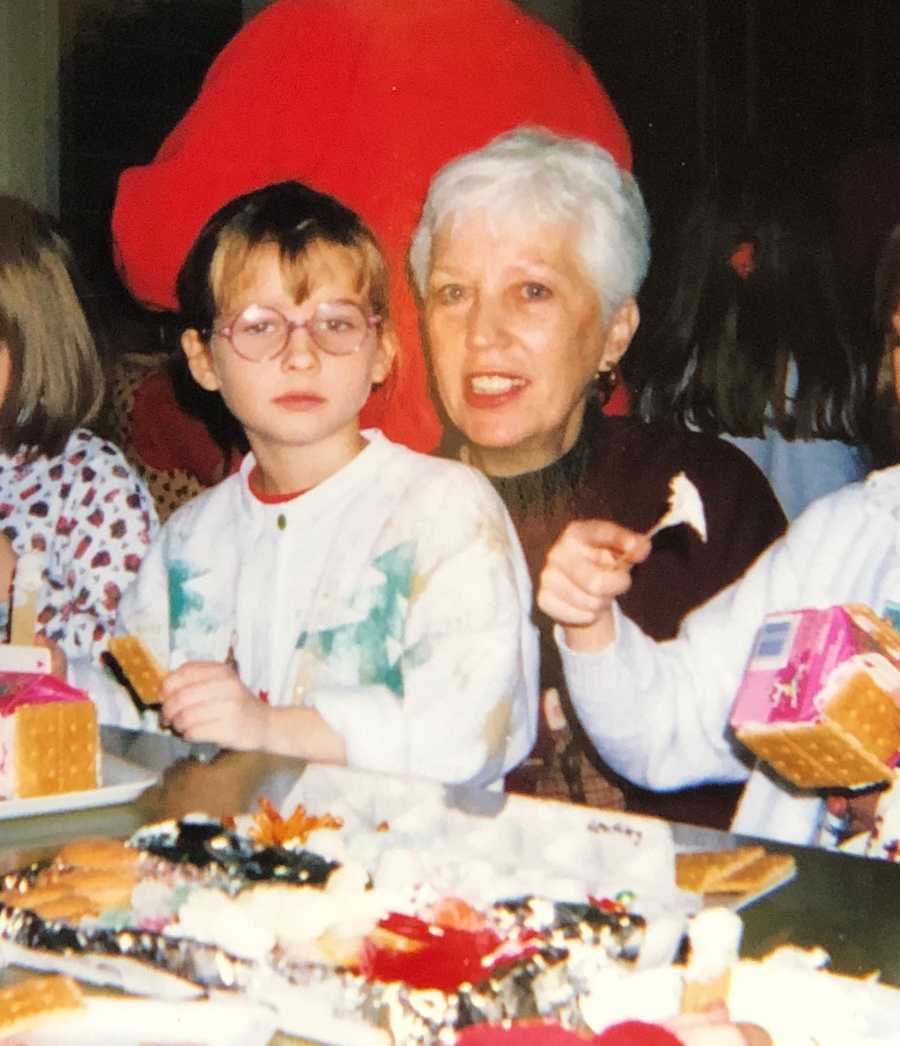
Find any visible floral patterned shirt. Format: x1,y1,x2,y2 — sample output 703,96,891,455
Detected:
0,429,158,659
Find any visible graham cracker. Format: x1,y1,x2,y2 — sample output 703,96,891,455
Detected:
0,975,84,1037
13,700,98,798
824,671,900,764
847,604,900,663
55,837,141,872
675,846,765,893
711,852,796,894
681,968,731,1014
738,718,893,789
107,635,166,707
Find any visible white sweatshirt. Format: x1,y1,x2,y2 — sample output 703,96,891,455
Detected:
76,432,538,789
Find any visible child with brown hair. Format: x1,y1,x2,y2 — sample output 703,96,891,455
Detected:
0,196,157,661
75,181,537,785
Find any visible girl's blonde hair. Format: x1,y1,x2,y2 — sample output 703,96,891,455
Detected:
0,196,105,456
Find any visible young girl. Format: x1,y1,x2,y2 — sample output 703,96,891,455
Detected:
0,196,157,660
75,181,537,787
534,221,900,857
626,170,872,520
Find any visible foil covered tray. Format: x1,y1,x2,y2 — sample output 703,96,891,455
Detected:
0,764,701,1043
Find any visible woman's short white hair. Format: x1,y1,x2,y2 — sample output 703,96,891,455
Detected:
409,126,650,318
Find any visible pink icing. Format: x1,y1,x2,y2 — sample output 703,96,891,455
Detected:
731,606,900,727
0,672,90,716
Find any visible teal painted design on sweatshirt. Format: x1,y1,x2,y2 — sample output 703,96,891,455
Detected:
167,560,205,633
295,541,418,697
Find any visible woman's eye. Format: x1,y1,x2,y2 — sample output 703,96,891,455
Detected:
432,284,466,306
520,282,551,301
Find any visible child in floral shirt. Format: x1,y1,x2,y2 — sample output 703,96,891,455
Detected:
0,196,157,660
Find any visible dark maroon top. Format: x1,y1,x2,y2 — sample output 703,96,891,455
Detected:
449,402,787,828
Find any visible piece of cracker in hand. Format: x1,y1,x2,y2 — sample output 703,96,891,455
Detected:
0,975,84,1037
675,845,766,893
106,635,166,708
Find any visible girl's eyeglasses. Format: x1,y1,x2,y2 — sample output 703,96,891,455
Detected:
210,302,380,362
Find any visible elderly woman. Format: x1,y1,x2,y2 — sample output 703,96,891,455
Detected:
409,128,786,827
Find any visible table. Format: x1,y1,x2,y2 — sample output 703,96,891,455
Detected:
2,727,899,1004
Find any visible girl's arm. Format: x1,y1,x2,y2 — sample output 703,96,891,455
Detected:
49,437,158,658
160,659,347,764
555,528,806,792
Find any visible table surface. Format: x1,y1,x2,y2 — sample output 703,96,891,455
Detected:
1,727,898,1028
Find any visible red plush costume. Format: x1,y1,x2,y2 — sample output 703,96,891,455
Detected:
112,0,631,474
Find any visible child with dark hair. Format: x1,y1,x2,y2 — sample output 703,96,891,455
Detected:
869,222,900,468
73,182,537,785
0,196,157,660
627,172,871,519
534,218,900,857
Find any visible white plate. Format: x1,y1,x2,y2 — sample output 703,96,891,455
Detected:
20,994,276,1046
0,753,157,821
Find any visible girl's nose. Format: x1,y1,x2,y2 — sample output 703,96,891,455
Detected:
281,324,319,370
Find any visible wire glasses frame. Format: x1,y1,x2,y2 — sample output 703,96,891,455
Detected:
210,302,381,362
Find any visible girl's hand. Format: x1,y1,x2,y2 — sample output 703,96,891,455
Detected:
160,660,271,751
537,520,651,652
36,636,67,679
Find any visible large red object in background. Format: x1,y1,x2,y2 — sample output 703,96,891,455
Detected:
112,0,631,466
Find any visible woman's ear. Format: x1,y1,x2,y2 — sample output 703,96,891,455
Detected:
599,298,640,371
371,324,399,386
181,329,221,392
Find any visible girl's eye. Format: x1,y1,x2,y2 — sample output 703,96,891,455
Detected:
240,320,277,337
321,318,353,333
520,282,551,301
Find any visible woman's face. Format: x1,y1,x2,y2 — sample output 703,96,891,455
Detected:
424,210,636,476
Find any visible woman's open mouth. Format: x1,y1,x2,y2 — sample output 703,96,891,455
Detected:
464,373,528,406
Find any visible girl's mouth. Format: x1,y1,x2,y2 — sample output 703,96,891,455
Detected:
274,392,326,409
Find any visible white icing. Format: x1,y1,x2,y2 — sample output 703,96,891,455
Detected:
685,906,743,981
13,551,44,594
164,889,275,961
652,471,708,542
815,652,900,713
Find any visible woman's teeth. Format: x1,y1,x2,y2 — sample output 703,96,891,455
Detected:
469,375,525,394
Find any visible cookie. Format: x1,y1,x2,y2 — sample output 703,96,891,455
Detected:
14,699,99,799
55,837,141,872
675,846,765,893
712,852,796,894
0,975,84,1037
107,635,166,707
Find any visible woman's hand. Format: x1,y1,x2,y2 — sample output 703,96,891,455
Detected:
161,660,271,751
537,520,651,652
